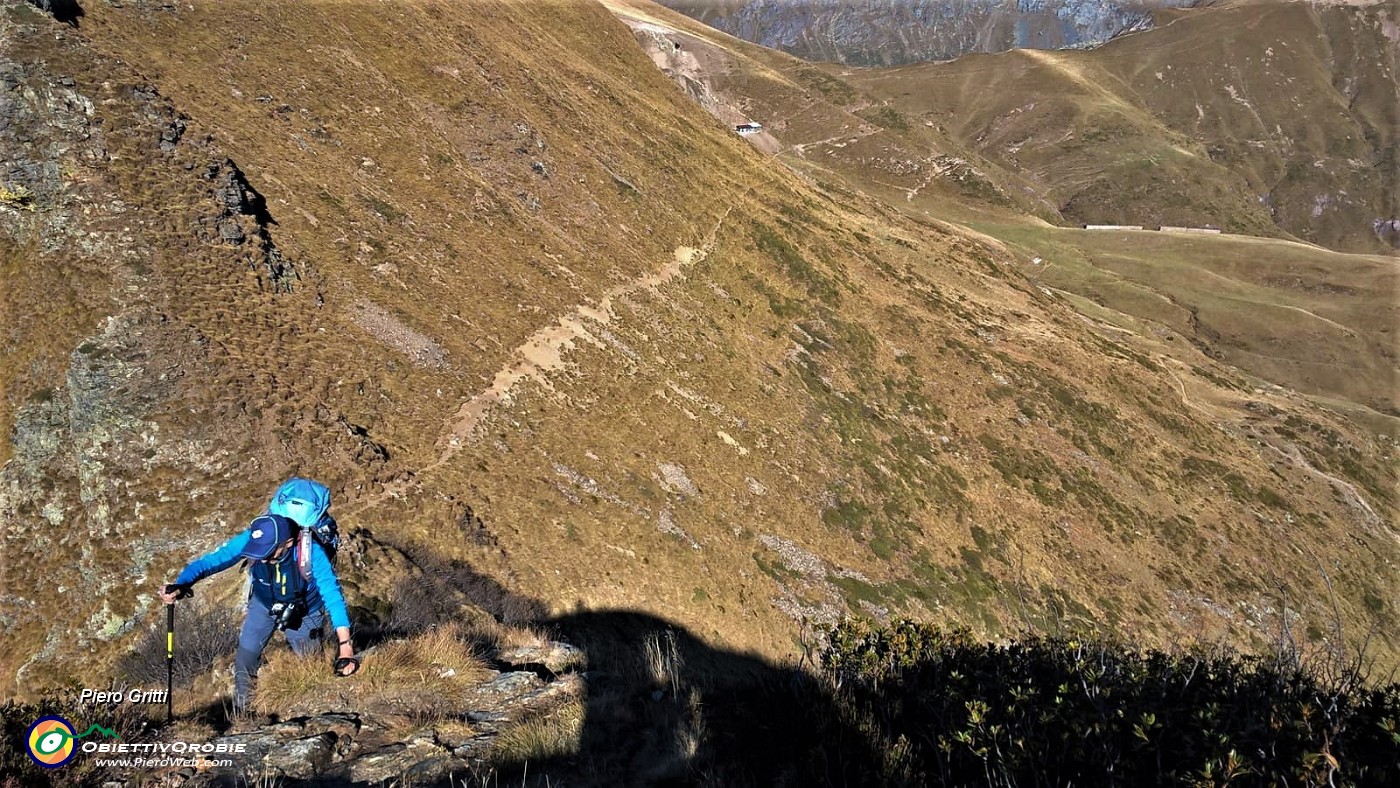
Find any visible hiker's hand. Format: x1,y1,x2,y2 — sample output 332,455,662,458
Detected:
159,583,192,604
334,655,360,677
335,639,359,676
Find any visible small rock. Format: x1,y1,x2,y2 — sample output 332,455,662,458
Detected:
217,218,244,245
264,733,336,779
348,739,447,784
464,672,583,717
496,641,584,673
406,755,470,782
476,671,541,697
209,730,281,764
717,431,748,455
656,462,699,498
274,712,361,742
433,722,478,751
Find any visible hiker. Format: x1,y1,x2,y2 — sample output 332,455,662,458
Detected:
159,478,359,713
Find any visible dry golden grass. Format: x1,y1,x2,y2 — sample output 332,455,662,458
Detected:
433,718,477,743
253,622,492,719
495,624,554,653
488,700,585,764
2,0,1397,700
642,629,683,700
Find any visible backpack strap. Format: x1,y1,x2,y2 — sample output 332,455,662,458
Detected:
296,528,314,581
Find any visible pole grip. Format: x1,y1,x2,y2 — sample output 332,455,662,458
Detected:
166,603,175,723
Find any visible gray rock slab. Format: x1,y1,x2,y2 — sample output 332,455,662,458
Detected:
496,641,584,673
263,733,335,780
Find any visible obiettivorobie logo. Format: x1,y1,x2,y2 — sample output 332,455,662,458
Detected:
25,715,119,769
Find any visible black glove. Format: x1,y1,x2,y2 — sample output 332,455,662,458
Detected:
164,583,193,600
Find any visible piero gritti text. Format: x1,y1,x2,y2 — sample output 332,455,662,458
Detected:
79,688,170,706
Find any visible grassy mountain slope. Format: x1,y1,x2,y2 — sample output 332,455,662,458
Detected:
608,0,1059,217
1,0,1397,702
611,0,1398,419
960,216,1400,417
843,0,1400,253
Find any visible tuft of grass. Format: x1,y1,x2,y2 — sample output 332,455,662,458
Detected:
488,700,584,764
253,622,492,718
643,629,684,702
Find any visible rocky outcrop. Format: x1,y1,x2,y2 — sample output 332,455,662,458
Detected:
494,640,585,675
1,6,231,683
0,3,343,688
24,0,82,26
200,158,300,293
133,666,584,786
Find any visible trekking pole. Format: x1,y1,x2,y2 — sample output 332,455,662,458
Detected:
166,602,174,724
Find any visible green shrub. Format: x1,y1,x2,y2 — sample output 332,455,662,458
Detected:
820,619,1400,785
858,106,911,133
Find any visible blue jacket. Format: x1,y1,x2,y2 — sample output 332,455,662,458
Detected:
175,531,351,630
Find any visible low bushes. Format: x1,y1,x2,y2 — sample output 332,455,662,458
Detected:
820,619,1400,786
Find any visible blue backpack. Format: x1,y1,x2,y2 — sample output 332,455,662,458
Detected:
267,477,340,579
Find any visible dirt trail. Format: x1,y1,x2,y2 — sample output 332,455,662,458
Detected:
432,242,706,457
1268,441,1383,530
1168,366,1207,416
906,157,946,201
1018,49,1142,119
1272,303,1357,335
344,215,727,517
791,126,880,156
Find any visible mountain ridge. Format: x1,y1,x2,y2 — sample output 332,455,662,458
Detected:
660,0,1199,66
841,0,1400,254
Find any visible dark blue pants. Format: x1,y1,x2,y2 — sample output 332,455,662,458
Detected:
234,596,326,710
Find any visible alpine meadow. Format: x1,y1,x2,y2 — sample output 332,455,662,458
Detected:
1,0,1397,784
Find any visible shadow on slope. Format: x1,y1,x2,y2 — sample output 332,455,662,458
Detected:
488,608,880,787
28,0,83,27
356,545,879,784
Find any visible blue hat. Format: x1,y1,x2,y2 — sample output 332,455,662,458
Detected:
241,514,295,560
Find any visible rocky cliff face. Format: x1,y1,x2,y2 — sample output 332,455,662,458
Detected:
0,1,397,688
660,0,1195,65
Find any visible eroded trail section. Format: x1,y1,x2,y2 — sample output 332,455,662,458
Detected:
435,246,698,454
343,221,725,518
429,216,726,471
